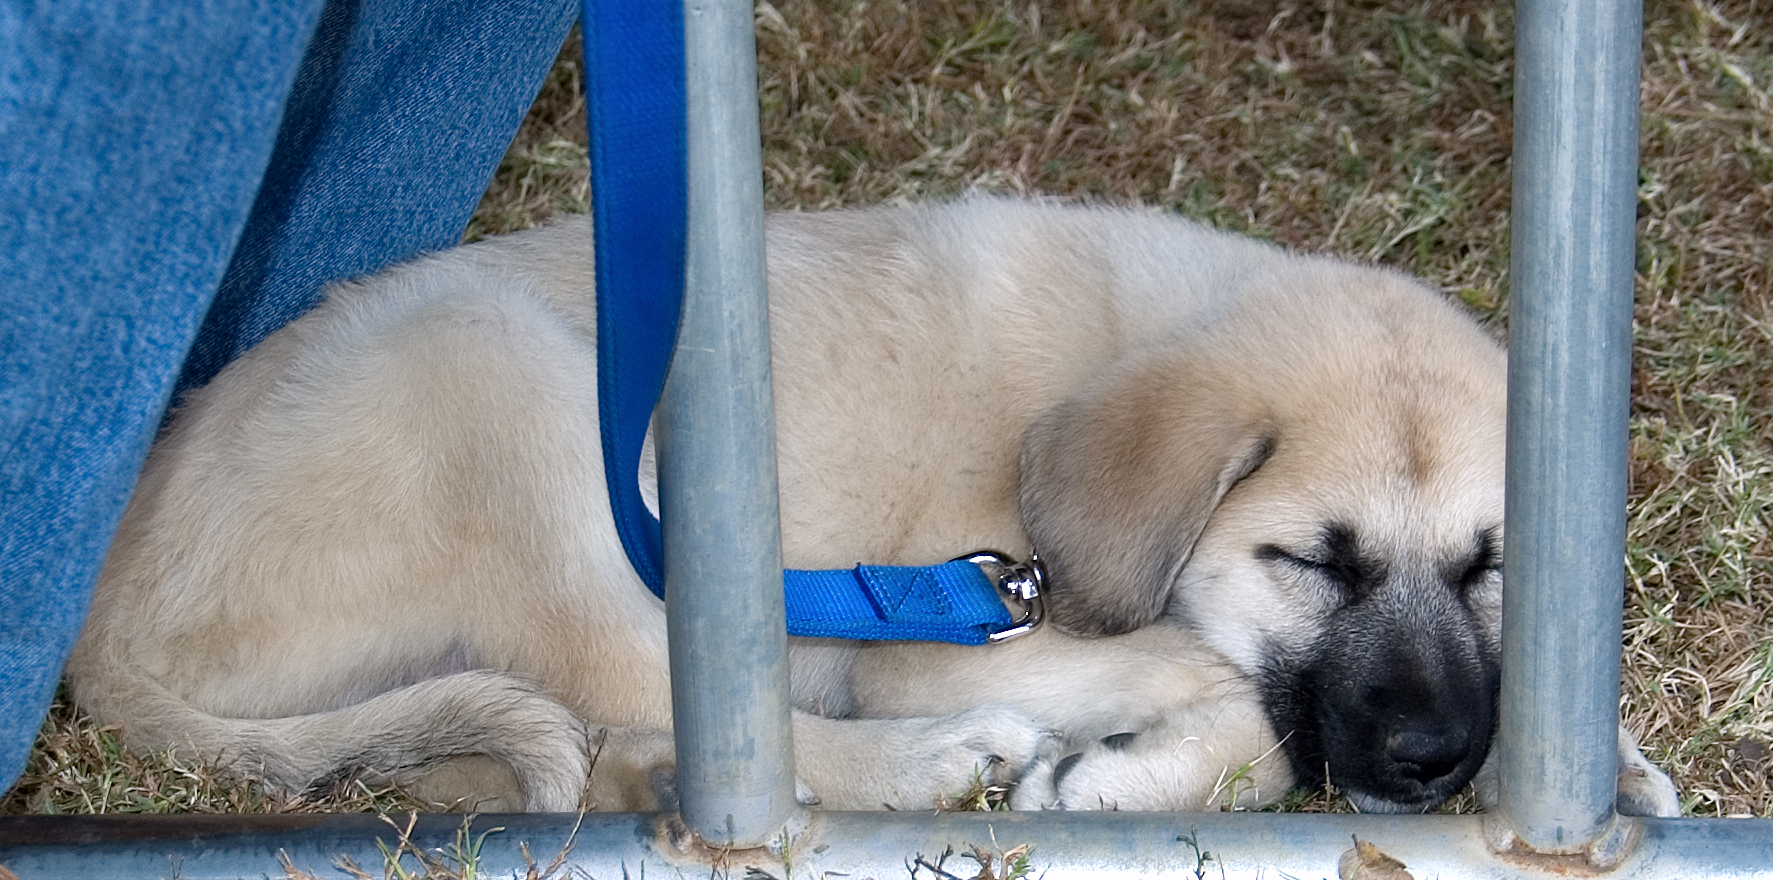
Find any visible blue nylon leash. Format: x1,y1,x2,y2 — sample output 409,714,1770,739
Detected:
581,0,1037,645
583,0,682,594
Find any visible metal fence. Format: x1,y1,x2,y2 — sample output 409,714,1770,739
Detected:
4,0,1772,876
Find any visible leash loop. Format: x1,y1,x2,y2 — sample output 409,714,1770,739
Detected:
952,550,1047,643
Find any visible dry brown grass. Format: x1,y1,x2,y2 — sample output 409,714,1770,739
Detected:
1621,0,1773,819
8,0,1770,820
0,695,425,815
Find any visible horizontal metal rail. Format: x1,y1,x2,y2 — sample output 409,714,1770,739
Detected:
2,811,1771,879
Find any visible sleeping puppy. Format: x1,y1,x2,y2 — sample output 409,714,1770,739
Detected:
65,198,1679,816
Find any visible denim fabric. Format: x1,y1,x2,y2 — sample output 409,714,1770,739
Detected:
0,0,576,792
178,0,579,394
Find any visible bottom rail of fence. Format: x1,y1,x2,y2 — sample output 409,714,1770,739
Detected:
2,809,1768,880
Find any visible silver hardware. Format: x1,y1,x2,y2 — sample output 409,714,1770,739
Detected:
953,550,1046,643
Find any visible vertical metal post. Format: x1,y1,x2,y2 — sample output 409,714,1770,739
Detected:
1502,0,1643,854
656,0,798,848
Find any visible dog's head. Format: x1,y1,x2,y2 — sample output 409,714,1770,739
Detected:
1019,271,1506,812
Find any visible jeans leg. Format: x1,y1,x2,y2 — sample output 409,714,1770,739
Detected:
0,0,576,793
0,0,330,794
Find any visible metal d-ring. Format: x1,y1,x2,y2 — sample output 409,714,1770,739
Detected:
952,549,1046,643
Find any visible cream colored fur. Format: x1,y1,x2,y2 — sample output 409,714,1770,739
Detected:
67,198,1677,816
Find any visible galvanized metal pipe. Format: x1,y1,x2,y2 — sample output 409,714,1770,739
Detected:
1502,0,1645,855
4,811,1772,880
655,0,797,848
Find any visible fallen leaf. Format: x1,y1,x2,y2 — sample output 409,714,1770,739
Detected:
1338,837,1414,880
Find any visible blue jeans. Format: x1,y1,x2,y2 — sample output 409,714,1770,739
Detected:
0,0,577,792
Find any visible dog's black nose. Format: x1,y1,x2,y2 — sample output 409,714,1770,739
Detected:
1386,723,1471,783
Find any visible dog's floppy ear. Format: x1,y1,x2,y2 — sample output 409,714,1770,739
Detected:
1019,352,1274,636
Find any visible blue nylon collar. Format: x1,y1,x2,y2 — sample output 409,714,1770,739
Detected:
582,0,1015,644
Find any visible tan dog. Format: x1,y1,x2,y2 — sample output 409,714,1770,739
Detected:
66,198,1679,815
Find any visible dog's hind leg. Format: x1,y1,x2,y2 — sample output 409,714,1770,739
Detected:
405,725,681,813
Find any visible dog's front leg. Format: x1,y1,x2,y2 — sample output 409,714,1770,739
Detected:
1011,697,1291,811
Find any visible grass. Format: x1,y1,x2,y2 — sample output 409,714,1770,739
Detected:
0,694,425,816
908,842,1036,880
6,0,1771,822
0,695,425,819
276,814,585,880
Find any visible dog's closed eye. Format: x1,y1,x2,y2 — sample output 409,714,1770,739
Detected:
1256,525,1384,602
1444,528,1501,596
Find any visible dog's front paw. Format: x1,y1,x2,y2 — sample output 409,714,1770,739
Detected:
795,704,1058,810
886,704,1061,809
1616,727,1680,817
930,703,1064,789
1011,705,1290,811
1011,737,1115,811
1010,732,1195,811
